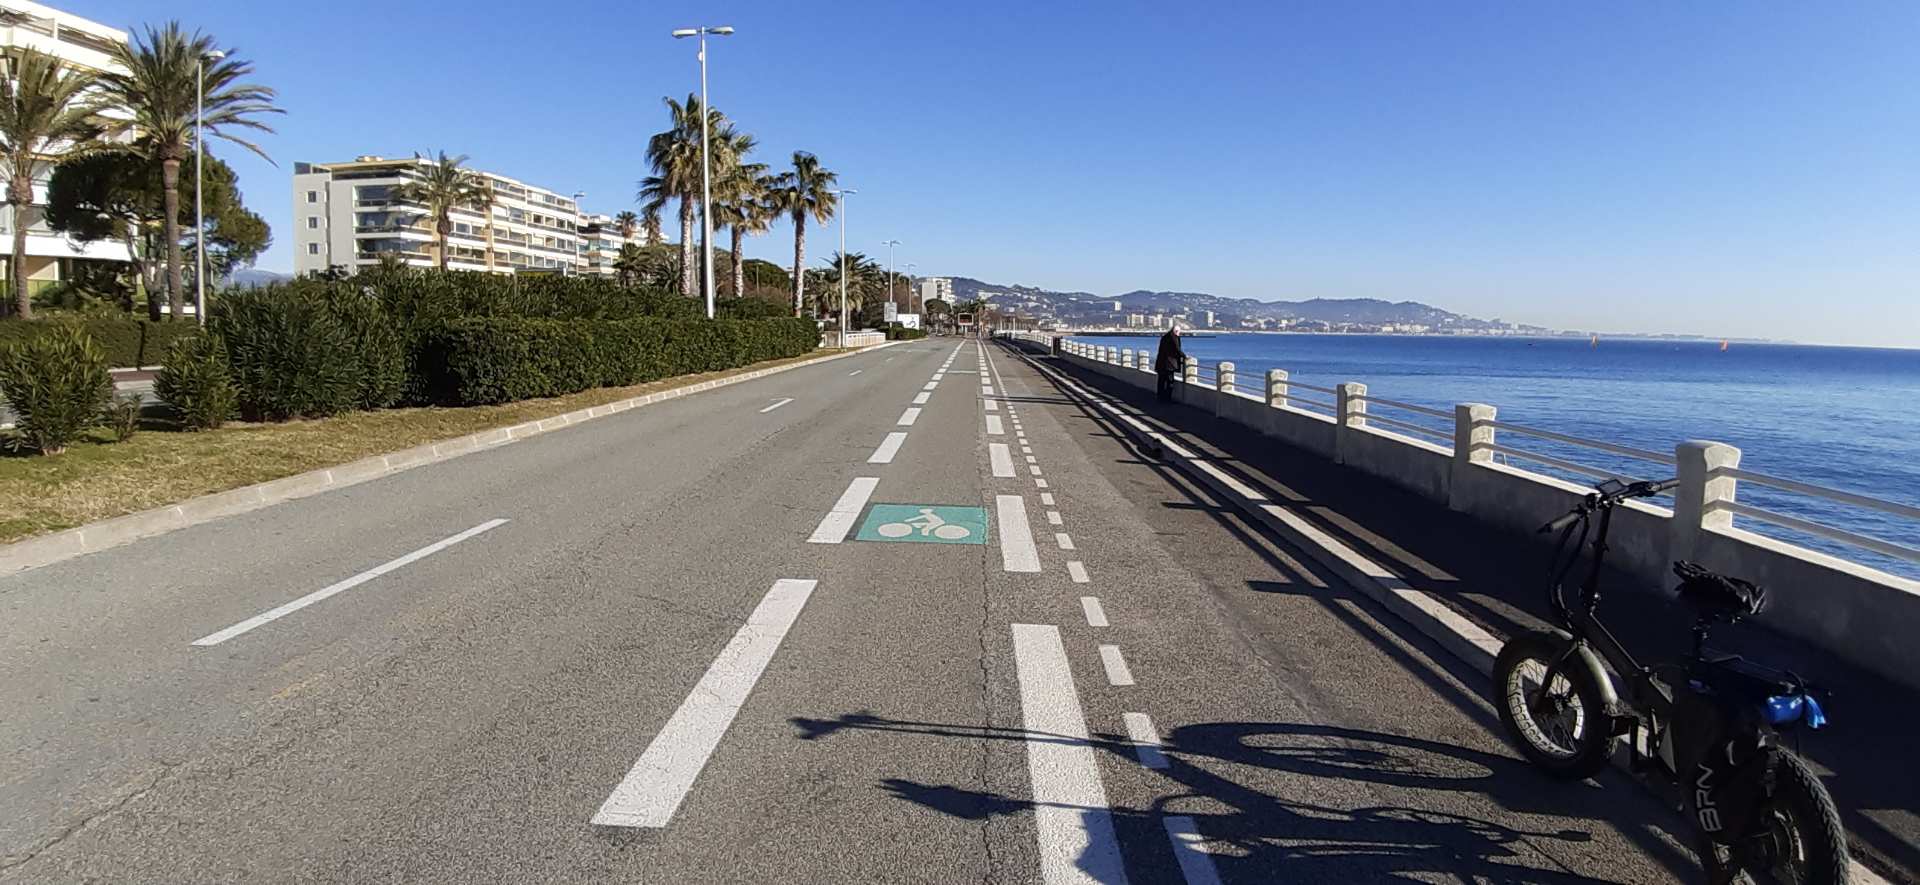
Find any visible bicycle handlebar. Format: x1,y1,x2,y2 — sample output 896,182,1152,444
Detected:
1535,477,1680,534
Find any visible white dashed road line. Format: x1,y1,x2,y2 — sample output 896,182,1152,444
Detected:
191,519,510,646
593,578,819,828
1079,594,1107,626
1122,712,1169,769
1010,624,1130,885
1046,510,1062,525
759,397,794,413
898,408,921,426
808,477,879,544
1098,644,1135,686
869,432,908,464
849,369,863,376
1067,561,1090,584
996,495,1042,573
986,415,1004,435
1054,532,1074,550
913,392,931,405
1040,492,1054,506
1162,816,1224,885
990,443,1016,478
984,399,999,411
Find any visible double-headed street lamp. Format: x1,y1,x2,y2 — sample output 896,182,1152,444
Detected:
194,49,224,326
671,25,733,319
829,188,856,342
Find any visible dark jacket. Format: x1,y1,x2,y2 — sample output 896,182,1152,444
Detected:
1154,330,1185,374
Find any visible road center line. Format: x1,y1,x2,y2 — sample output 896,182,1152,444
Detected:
1055,532,1075,550
1123,712,1169,769
869,432,909,464
1046,510,1062,525
990,443,1016,478
913,392,931,405
898,407,921,426
191,519,510,646
924,381,938,391
1010,624,1130,885
996,495,1042,573
1079,594,1107,625
1098,644,1135,686
759,397,794,413
986,415,1004,435
808,477,879,544
1067,560,1090,584
592,578,819,828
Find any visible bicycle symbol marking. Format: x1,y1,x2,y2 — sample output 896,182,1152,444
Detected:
877,508,972,540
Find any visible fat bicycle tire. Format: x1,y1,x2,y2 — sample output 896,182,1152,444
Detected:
1696,750,1850,885
1493,631,1614,781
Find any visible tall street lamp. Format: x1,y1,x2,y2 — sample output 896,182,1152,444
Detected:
671,25,733,319
829,188,856,342
568,190,585,276
881,239,900,319
905,261,917,319
194,49,224,326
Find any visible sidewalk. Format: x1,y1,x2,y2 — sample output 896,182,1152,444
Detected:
1045,350,1920,883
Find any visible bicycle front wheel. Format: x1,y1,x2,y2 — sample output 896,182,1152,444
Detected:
1697,750,1850,885
1493,631,1614,780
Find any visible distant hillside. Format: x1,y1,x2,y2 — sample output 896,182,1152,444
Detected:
230,268,291,288
944,276,1508,330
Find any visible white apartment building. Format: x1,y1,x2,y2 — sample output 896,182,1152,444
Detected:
917,276,953,305
292,156,584,276
575,213,647,277
0,1,134,295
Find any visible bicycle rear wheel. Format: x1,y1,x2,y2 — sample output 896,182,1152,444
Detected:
1696,750,1849,885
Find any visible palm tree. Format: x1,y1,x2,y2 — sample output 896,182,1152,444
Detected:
641,212,662,246
613,209,639,242
389,151,493,271
0,48,107,319
612,242,645,287
712,135,768,298
100,22,280,320
769,151,836,317
638,94,741,298
817,250,880,324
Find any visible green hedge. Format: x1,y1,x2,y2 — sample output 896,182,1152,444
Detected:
0,317,197,368
885,324,927,341
418,316,818,405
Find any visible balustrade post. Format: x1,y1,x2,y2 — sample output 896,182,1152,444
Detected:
1217,361,1236,394
1448,403,1497,511
1266,369,1289,409
1672,440,1741,564
1183,356,1199,386
1335,382,1368,464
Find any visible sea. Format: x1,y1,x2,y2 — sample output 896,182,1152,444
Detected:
1070,333,1920,579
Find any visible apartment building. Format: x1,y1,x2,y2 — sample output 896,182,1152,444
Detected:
0,1,134,294
292,156,583,276
917,276,953,305
575,214,647,277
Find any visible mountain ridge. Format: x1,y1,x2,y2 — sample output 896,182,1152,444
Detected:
943,276,1516,330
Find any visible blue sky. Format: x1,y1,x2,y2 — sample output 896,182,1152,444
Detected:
63,1,1920,346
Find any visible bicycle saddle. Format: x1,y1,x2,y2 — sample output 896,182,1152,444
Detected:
1673,561,1767,619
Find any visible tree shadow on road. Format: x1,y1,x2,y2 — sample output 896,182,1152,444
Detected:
792,711,1690,883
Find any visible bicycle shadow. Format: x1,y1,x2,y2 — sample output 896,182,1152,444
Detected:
792,711,1688,882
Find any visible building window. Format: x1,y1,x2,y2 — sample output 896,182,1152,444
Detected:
307,190,318,203
307,243,320,255
306,216,320,229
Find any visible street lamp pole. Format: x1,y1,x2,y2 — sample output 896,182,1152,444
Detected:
672,25,734,319
905,261,917,318
194,50,223,326
830,188,856,342
881,239,899,321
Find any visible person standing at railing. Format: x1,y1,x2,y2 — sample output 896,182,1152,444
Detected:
1154,324,1185,402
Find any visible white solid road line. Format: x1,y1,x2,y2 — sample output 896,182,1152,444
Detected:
1079,594,1107,626
913,392,931,405
1099,644,1135,686
808,477,879,544
593,578,819,828
1011,624,1130,885
869,432,909,464
1162,816,1225,885
898,407,921,426
1067,561,1090,584
191,519,510,646
759,397,794,413
990,443,1016,478
1055,532,1075,550
1123,712,1169,770
996,495,1042,573
986,415,1004,435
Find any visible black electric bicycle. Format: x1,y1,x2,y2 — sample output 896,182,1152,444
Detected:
1492,477,1850,884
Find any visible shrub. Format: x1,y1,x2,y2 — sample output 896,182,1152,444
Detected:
102,393,142,441
419,316,818,405
0,317,196,367
0,324,112,454
885,324,927,341
214,287,361,420
717,297,791,320
323,288,406,409
155,334,237,430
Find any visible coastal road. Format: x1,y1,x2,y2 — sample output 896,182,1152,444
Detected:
1,338,1702,883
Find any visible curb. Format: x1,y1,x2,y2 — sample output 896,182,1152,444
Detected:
1015,345,1898,885
0,341,899,578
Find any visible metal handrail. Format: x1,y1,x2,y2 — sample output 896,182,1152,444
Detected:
1721,467,1920,523
1278,394,1337,413
1361,413,1454,443
1488,419,1676,466
1354,393,1454,421
1720,501,1920,564
1488,444,1642,483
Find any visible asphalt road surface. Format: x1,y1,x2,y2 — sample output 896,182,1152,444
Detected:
2,339,1705,883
